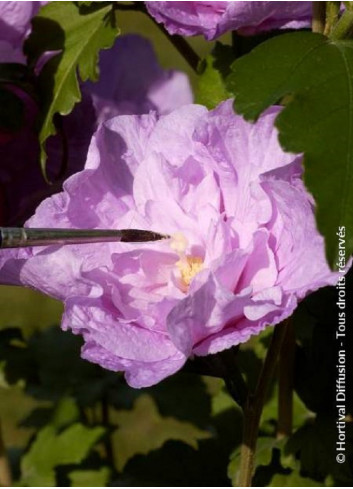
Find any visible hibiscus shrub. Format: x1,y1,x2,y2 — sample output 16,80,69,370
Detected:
0,1,352,487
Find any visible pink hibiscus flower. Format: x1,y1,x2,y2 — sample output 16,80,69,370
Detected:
0,101,336,387
145,1,312,40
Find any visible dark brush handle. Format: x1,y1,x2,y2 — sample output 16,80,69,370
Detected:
0,227,169,248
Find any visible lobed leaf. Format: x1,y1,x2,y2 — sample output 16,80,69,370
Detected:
228,31,353,268
286,416,353,485
68,467,111,487
25,1,119,179
112,394,211,471
20,423,104,486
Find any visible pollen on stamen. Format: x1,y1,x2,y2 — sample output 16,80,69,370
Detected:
176,256,204,289
170,232,204,290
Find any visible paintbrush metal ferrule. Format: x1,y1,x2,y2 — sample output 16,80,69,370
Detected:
0,227,170,249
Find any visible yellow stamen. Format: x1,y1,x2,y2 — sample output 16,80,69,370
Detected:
176,256,204,289
170,232,204,290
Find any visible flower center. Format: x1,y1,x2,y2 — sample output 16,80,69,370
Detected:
176,256,204,289
170,232,204,290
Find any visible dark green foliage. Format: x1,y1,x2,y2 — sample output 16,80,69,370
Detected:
227,31,353,268
0,326,242,486
293,268,353,416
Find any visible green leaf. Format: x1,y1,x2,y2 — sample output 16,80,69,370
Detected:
271,470,324,487
228,437,283,486
68,467,111,487
119,389,243,486
286,416,353,485
112,394,211,471
228,31,353,268
196,42,234,109
0,325,122,408
210,386,236,417
293,269,353,415
260,384,311,435
0,287,63,336
233,436,324,487
19,398,80,430
24,1,119,178
51,397,80,429
20,423,104,486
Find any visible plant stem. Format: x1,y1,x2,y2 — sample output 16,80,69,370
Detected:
277,319,295,439
324,2,341,36
237,321,289,487
102,395,114,467
330,8,353,39
312,2,326,33
0,420,12,487
113,2,142,12
149,19,200,72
